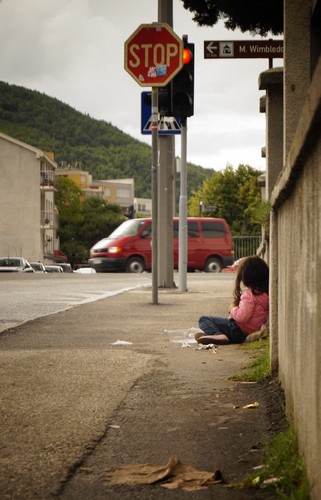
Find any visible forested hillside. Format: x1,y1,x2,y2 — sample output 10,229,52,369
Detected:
0,81,212,198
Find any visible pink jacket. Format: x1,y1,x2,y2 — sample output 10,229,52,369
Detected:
230,288,269,334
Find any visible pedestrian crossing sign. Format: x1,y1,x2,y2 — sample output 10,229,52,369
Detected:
141,92,181,135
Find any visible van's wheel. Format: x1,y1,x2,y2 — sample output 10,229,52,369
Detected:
204,257,222,273
125,257,145,273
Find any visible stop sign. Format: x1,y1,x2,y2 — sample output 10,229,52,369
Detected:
124,23,183,87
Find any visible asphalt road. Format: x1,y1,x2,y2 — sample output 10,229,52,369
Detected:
0,272,233,332
0,272,151,332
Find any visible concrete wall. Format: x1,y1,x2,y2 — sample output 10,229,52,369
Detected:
0,138,41,260
259,68,284,198
262,1,321,497
0,134,56,263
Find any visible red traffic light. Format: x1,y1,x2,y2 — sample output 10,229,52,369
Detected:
172,42,195,118
183,47,193,65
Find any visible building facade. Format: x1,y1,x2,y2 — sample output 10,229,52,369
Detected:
0,132,58,263
55,167,136,212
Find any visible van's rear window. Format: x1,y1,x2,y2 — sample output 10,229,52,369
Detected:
201,221,226,238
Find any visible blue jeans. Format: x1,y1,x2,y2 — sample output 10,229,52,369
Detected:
198,315,246,344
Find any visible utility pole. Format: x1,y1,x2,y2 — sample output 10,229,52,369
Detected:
158,0,176,289
172,35,195,291
124,20,183,304
151,87,159,304
178,116,188,291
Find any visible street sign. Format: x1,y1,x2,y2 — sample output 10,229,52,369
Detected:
124,23,183,87
202,205,216,212
141,92,181,135
204,40,283,59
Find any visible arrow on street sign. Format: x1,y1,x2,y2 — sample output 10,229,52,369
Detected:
204,40,283,59
205,41,218,57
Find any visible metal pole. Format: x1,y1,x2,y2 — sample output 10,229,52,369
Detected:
158,0,173,26
178,118,188,292
151,87,159,304
158,0,175,289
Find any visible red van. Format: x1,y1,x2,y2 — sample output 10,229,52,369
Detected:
88,217,234,273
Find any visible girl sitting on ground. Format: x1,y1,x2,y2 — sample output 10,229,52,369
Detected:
196,256,269,345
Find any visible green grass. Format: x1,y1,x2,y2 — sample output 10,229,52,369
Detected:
230,338,270,383
231,338,311,499
242,425,311,499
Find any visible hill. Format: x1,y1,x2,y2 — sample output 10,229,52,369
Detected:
0,81,213,198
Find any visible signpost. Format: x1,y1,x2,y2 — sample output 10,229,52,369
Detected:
124,23,183,304
204,40,283,61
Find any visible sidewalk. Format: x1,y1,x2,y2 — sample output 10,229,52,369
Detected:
0,275,284,499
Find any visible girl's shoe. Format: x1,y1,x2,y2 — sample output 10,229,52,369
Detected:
194,331,206,342
194,333,216,345
196,334,230,345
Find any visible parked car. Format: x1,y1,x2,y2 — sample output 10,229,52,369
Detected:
222,257,245,273
89,217,234,273
0,257,34,272
74,266,96,274
59,263,73,273
30,261,47,273
45,265,64,273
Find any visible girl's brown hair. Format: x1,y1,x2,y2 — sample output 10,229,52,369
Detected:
232,256,269,306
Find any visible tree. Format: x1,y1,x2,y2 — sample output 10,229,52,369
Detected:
55,177,125,265
55,177,85,264
80,197,124,251
180,0,283,36
55,176,83,224
188,164,263,235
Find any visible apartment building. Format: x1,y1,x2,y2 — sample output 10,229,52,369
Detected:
56,167,141,214
0,132,58,263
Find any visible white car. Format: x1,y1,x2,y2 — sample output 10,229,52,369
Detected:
74,267,96,274
45,265,64,273
59,263,73,273
0,257,34,273
30,262,46,273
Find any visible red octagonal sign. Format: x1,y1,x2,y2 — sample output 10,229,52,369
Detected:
124,23,183,87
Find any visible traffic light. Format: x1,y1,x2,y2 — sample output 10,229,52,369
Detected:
125,205,135,219
171,41,194,118
158,84,172,116
142,88,172,116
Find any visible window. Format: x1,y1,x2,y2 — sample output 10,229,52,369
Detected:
117,187,130,198
141,222,152,237
187,221,199,237
173,220,178,238
173,221,199,238
201,221,226,238
109,219,147,238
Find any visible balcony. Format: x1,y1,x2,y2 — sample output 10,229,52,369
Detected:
40,171,56,190
41,211,58,229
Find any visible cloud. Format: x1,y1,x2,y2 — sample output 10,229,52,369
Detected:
0,0,280,171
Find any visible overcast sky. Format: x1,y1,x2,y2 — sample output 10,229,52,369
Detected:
0,0,282,171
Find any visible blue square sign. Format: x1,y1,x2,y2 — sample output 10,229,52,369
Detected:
141,92,181,135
